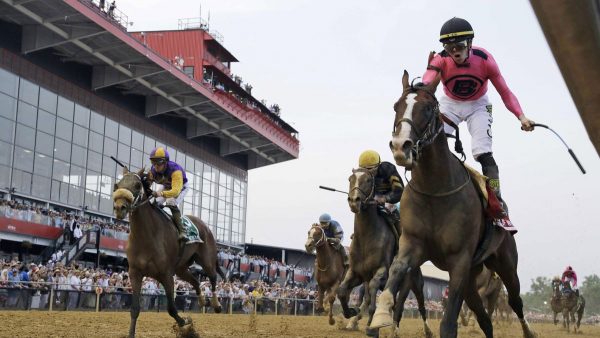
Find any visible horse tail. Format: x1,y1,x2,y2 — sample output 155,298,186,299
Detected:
216,257,226,281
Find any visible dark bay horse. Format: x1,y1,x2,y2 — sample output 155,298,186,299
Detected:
460,266,503,326
551,278,563,325
558,280,585,333
370,71,535,338
113,168,224,338
337,167,433,338
305,224,346,326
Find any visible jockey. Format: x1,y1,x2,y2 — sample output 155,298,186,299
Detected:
422,17,536,217
147,147,190,242
561,266,579,295
318,213,349,267
358,150,404,235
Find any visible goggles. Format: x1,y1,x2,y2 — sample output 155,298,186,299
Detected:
443,40,469,53
150,158,166,165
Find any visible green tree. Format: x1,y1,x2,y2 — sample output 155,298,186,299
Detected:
580,274,600,315
522,276,553,313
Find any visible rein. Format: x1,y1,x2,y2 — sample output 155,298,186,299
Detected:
119,173,148,212
311,226,330,272
349,168,375,205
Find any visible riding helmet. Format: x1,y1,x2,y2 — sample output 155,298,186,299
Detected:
358,150,381,168
319,213,332,224
150,147,170,162
439,17,474,43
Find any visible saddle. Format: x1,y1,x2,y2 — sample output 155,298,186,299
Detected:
464,165,517,234
153,204,203,244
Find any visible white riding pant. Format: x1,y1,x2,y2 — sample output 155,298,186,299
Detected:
439,94,493,159
154,183,188,208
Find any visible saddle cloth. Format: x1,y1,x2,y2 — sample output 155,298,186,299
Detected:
156,206,203,244
464,164,517,234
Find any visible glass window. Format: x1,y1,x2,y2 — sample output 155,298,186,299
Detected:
131,130,143,151
90,111,104,133
89,131,103,153
183,66,194,78
52,159,70,182
0,117,14,143
73,125,88,148
54,138,71,162
144,135,155,154
15,124,35,150
118,124,131,145
34,153,53,177
18,79,39,106
0,141,12,165
35,131,54,156
12,169,32,195
99,194,112,214
166,145,177,162
0,92,17,120
99,174,114,195
68,185,83,206
14,146,34,172
176,150,185,166
103,138,117,156
105,118,118,140
130,149,143,169
85,189,99,211
70,165,85,187
17,101,37,127
102,155,116,178
86,170,101,192
0,165,10,190
185,155,195,172
37,109,56,135
74,104,90,127
55,117,73,142
87,150,102,172
57,96,74,121
32,175,51,199
0,68,18,97
71,144,87,167
117,142,130,165
39,87,57,114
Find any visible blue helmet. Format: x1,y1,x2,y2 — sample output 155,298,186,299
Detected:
319,213,332,224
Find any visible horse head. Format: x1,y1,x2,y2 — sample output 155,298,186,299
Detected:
347,167,375,213
389,70,442,169
112,167,146,219
305,223,326,254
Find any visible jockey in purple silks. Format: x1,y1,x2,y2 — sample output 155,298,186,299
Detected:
422,17,536,218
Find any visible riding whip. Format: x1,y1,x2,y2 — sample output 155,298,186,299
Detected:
529,123,586,174
110,156,128,170
318,185,348,195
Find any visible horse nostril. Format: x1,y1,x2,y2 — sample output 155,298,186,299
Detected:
402,140,413,152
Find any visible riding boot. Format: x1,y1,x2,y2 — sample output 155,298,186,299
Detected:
168,207,187,242
482,164,509,217
379,205,400,241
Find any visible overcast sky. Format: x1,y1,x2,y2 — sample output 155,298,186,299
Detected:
117,0,599,291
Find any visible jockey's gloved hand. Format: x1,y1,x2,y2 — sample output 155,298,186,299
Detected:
373,195,387,205
152,191,162,198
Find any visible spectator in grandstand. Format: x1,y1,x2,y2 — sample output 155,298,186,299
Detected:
99,0,106,12
147,146,191,242
108,1,116,19
317,213,349,267
73,223,83,242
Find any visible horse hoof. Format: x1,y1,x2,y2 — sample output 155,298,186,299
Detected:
365,327,379,337
214,306,222,314
369,309,393,329
346,319,359,331
343,308,358,319
329,317,335,326
315,307,325,315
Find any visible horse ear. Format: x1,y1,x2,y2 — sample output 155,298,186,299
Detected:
402,70,409,90
122,166,129,175
137,166,145,177
113,183,118,192
426,73,441,92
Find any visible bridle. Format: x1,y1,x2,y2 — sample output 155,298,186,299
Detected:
349,168,375,205
118,173,148,212
309,225,329,271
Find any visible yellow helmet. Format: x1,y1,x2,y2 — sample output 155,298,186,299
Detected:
358,150,380,168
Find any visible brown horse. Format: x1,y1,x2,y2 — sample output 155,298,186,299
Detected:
559,280,585,333
370,71,535,338
551,277,563,325
495,287,512,323
460,266,503,326
113,168,224,338
304,224,346,326
337,167,433,338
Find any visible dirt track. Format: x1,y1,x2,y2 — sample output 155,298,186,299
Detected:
0,311,598,337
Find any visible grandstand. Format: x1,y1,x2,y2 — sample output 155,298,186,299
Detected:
0,0,299,269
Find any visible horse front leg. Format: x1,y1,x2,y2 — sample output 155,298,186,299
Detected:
463,275,493,338
370,241,423,330
439,261,472,338
315,286,325,314
337,268,362,319
327,281,341,326
410,268,433,338
365,266,387,337
159,274,187,327
347,283,368,330
128,270,142,338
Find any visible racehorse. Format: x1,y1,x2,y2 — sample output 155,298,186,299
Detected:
370,71,536,338
460,266,503,326
305,224,346,326
559,280,585,333
551,277,563,325
113,167,224,338
337,167,433,338
495,287,512,323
